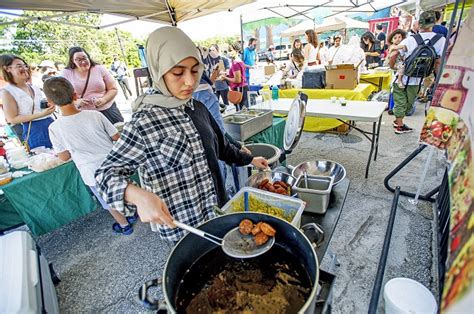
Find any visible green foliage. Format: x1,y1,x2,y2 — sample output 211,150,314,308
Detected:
243,16,288,32
194,36,238,50
0,11,144,69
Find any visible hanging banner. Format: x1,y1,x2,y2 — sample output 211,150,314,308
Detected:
418,8,474,313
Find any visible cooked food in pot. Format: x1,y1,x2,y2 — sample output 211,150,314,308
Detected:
175,245,312,314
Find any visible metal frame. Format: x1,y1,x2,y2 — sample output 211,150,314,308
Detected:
368,187,400,314
336,115,382,179
0,1,250,29
257,0,407,22
384,145,439,202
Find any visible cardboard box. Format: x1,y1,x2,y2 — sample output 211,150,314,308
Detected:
264,65,276,76
325,64,358,89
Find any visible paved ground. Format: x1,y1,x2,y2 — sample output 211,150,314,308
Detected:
29,91,446,312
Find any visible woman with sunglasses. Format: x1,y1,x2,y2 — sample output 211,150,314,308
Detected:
61,47,124,124
0,54,55,149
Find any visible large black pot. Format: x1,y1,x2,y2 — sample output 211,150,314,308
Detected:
139,212,320,313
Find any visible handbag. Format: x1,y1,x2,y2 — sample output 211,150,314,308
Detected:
210,66,220,83
22,84,36,153
228,89,243,104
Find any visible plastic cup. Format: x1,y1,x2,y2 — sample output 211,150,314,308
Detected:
339,97,347,106
384,278,437,314
331,96,337,103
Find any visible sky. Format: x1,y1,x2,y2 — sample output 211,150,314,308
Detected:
105,1,275,41
104,11,242,41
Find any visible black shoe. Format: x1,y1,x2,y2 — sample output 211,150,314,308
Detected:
394,125,413,134
388,110,394,115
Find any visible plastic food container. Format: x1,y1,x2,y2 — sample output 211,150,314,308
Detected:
384,278,437,314
221,187,305,227
0,172,12,186
10,158,29,170
293,175,334,214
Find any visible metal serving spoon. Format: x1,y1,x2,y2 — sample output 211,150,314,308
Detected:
173,220,275,259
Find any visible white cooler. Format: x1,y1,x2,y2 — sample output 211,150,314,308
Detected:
0,231,60,313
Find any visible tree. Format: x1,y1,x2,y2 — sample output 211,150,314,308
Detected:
243,17,298,50
0,11,144,69
194,36,238,52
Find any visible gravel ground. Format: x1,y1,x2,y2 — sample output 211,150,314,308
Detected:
27,91,446,312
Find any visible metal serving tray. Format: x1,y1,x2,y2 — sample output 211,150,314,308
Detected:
223,109,273,141
293,175,334,214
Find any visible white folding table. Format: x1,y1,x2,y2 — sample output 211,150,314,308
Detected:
261,98,387,178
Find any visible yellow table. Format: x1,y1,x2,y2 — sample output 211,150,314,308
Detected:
360,71,392,92
277,83,377,132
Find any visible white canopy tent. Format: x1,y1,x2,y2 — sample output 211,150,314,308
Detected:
0,0,255,28
242,0,407,24
281,15,368,37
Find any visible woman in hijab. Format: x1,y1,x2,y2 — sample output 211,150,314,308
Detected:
95,27,268,243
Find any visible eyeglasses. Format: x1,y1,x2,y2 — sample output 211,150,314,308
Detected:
74,57,89,63
9,64,29,69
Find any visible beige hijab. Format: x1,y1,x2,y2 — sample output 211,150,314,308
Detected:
132,26,204,111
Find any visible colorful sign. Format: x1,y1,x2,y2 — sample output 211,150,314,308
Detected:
419,9,474,313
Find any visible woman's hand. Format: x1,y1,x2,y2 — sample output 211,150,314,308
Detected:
251,157,269,170
94,97,107,108
240,145,251,155
40,106,56,117
77,98,93,108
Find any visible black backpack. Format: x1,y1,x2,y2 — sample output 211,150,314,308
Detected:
403,34,442,79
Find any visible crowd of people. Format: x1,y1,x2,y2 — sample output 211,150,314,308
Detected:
0,8,450,240
0,28,269,240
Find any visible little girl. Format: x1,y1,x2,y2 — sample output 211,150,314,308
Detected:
386,29,408,88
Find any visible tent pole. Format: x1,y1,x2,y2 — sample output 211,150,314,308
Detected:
240,14,244,53
115,27,127,66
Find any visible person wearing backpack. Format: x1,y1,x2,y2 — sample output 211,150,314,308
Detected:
391,11,446,134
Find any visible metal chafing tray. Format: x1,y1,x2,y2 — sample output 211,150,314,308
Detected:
223,109,273,141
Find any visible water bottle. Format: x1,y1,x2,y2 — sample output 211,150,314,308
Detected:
271,85,279,100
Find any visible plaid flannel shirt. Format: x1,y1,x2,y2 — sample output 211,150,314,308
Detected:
95,100,217,242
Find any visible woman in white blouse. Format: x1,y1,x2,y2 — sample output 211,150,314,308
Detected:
1,54,55,149
303,29,320,66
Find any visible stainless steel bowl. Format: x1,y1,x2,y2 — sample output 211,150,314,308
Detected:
245,143,281,168
246,170,296,194
291,160,346,186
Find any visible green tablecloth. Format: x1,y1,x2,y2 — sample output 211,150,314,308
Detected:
0,161,97,235
245,117,286,148
0,194,24,230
